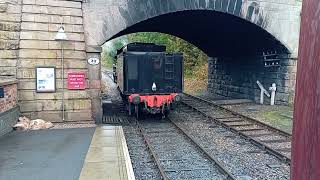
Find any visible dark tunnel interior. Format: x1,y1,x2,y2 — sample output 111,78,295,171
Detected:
110,10,289,57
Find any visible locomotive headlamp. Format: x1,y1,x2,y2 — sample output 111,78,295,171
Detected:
152,82,156,92
174,94,182,102
132,95,141,105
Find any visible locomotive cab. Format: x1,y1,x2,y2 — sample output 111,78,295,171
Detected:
114,43,183,118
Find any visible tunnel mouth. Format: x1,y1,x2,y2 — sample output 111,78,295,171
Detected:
108,10,289,58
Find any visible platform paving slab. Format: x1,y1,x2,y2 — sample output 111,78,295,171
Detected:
0,128,95,180
79,125,135,180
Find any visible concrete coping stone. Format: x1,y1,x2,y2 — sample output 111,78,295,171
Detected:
85,45,102,53
0,77,17,86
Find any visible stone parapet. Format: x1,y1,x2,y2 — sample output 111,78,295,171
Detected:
0,106,19,137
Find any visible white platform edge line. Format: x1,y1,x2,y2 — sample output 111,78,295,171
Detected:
119,126,136,180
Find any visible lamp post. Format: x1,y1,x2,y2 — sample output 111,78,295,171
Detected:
55,26,68,121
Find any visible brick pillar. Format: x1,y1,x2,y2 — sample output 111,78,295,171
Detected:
291,0,320,179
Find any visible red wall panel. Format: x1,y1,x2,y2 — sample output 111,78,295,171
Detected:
291,0,320,179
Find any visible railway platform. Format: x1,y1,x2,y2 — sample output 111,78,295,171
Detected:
0,125,135,180
79,126,135,180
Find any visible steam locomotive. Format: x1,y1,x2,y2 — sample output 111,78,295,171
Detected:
113,43,183,118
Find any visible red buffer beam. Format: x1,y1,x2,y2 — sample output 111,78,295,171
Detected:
291,0,320,179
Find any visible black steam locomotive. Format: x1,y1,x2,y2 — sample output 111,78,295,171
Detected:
113,43,183,118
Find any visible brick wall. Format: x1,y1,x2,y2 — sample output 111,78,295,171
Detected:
208,56,297,105
0,81,18,113
0,79,19,137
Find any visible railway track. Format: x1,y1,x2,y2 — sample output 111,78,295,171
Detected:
181,93,291,165
127,117,236,180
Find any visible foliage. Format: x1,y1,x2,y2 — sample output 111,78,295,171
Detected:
184,63,208,94
101,36,128,68
127,33,208,75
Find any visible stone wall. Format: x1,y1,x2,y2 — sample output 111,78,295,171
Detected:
0,78,19,137
208,56,297,105
17,0,92,122
0,0,21,77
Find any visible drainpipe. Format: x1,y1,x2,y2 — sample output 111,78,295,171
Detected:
55,26,68,121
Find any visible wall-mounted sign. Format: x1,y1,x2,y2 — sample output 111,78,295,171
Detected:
87,57,99,65
36,67,56,92
67,72,86,90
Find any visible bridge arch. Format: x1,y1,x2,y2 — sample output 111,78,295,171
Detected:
83,0,299,56
81,0,300,121
107,10,289,57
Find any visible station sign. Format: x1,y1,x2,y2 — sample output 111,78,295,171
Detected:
67,72,86,90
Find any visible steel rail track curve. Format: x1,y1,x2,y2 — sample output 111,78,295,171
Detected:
181,93,291,165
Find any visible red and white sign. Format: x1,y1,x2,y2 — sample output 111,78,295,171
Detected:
67,72,86,90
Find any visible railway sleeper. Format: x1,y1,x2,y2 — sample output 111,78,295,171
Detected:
164,167,210,172
227,123,254,127
260,138,291,144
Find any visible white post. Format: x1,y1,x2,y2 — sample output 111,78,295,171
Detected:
257,80,270,105
260,88,264,104
269,83,277,105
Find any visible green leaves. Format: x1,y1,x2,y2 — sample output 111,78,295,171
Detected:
127,32,208,73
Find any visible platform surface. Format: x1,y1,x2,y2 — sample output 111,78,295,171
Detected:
0,126,135,180
79,126,135,180
0,128,95,180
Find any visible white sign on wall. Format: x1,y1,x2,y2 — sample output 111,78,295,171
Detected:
36,67,56,92
88,57,100,65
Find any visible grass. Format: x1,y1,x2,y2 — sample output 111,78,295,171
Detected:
257,108,293,133
184,63,208,94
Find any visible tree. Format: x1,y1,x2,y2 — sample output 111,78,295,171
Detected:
127,32,208,76
101,36,128,68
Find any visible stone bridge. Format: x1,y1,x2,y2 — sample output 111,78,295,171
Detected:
0,0,302,122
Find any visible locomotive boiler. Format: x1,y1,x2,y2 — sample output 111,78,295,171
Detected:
113,43,183,118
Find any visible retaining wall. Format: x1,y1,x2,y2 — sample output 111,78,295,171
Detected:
0,78,19,137
208,56,297,105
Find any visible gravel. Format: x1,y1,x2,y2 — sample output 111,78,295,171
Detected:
142,119,227,180
101,68,121,102
181,96,292,160
170,110,290,180
123,125,162,180
124,119,227,180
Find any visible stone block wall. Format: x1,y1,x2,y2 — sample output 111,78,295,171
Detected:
0,78,19,137
17,0,92,122
0,0,21,77
208,56,297,105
